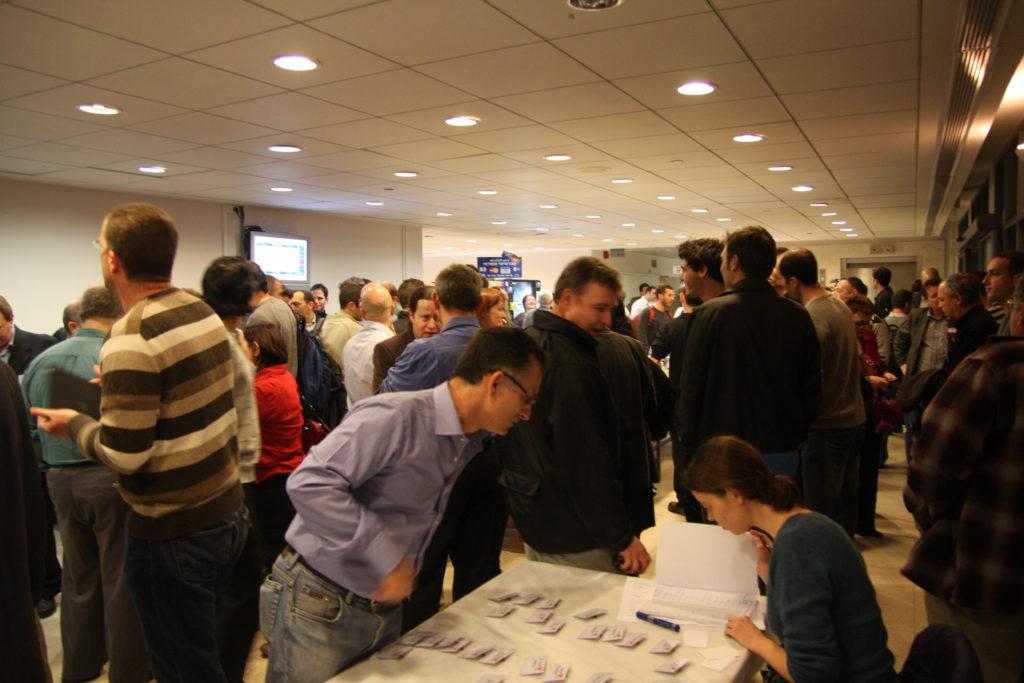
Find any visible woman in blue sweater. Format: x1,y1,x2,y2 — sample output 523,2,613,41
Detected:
683,436,897,683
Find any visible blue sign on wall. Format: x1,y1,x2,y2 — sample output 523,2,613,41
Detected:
477,252,523,278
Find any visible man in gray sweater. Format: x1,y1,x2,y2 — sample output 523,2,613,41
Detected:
778,249,865,535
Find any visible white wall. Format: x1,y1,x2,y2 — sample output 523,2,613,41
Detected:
0,177,421,333
776,238,947,284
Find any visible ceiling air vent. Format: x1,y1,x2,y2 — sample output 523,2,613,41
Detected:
568,0,622,10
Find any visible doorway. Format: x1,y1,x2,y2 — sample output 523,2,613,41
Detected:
842,257,919,294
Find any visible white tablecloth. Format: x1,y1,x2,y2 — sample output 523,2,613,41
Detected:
336,560,762,682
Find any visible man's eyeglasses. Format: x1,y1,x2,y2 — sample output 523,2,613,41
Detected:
502,372,537,406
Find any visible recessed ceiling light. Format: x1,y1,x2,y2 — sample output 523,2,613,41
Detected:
137,165,166,174
535,227,549,232
717,217,732,222
478,189,497,195
691,208,709,213
674,235,686,239
627,242,637,246
733,133,764,143
810,202,829,207
1018,142,1024,150
466,239,477,243
78,103,120,116
657,195,676,200
534,247,544,250
676,81,717,96
443,246,453,250
611,178,633,184
821,212,838,216
393,171,418,178
651,229,665,233
436,212,452,217
572,233,584,237
586,214,602,219
846,233,858,237
270,186,292,192
539,204,557,209
792,185,814,192
273,54,319,71
365,201,384,206
622,222,635,227
544,154,572,161
768,165,792,172
268,144,303,153
491,221,507,225
502,243,513,247
602,238,613,242
831,220,847,225
839,228,853,232
445,115,479,127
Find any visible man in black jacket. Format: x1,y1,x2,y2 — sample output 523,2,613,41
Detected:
872,266,894,318
678,227,821,475
0,295,57,374
938,272,997,371
497,257,651,575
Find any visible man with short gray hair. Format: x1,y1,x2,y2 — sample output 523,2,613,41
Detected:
938,272,996,372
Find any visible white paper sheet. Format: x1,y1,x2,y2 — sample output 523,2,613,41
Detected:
656,522,759,594
615,577,657,622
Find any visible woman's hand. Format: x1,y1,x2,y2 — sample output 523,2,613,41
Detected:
866,375,890,389
748,528,771,580
725,615,765,650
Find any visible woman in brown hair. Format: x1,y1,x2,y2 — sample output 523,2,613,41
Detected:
476,287,510,328
683,436,896,683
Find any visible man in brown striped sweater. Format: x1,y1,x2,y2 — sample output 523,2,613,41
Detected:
33,203,246,683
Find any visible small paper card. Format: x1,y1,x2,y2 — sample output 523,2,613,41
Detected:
614,632,647,648
514,593,542,606
376,644,412,660
601,626,625,642
415,634,446,648
489,591,518,602
700,658,735,672
526,609,555,624
577,624,607,640
400,631,433,646
480,648,515,666
583,675,614,683
460,645,494,660
538,619,566,635
543,663,570,682
683,630,709,648
650,639,680,655
574,608,607,620
537,597,561,609
440,636,472,653
478,676,505,683
486,604,515,618
700,645,739,660
655,659,690,675
521,656,547,676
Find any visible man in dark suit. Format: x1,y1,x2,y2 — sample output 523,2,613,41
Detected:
938,272,997,371
0,295,57,374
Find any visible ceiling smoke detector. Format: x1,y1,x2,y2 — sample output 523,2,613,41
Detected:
568,0,622,9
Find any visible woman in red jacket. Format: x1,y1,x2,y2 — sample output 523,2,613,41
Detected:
242,322,305,570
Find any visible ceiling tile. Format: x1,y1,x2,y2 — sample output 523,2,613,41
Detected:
0,135,37,150
301,171,396,189
716,140,818,164
171,170,269,187
220,134,350,159
781,80,918,119
15,0,291,53
593,133,703,159
303,69,472,116
417,42,598,98
659,164,745,182
720,0,917,59
832,165,916,181
813,131,917,156
0,156,73,175
185,24,396,88
92,158,209,178
450,125,578,154
38,167,145,186
501,143,615,166
821,149,915,169
0,105,107,141
554,14,746,80
493,82,644,123
850,193,915,208
299,118,433,147
800,110,916,141
4,142,132,166
659,96,790,132
488,0,708,39
370,138,486,162
0,5,164,80
431,155,528,173
209,92,365,132
614,61,773,110
688,121,806,150
128,113,279,145
299,149,407,172
757,40,918,94
115,176,214,194
0,64,68,100
385,100,532,136
547,111,677,143
225,160,338,181
310,0,537,65
157,147,272,170
628,149,725,171
87,58,283,109
246,0,379,21
5,84,187,128
59,129,199,156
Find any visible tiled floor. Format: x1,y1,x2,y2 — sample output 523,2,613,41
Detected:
42,435,925,680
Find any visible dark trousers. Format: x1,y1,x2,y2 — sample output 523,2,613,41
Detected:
800,424,864,535
670,432,705,523
857,426,883,534
904,409,920,461
40,473,62,600
47,465,149,683
253,473,296,572
216,485,264,683
402,448,507,633
125,506,247,683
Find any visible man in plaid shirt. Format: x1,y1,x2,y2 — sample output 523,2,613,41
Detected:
903,274,1024,683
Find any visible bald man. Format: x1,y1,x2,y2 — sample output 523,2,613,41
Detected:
342,283,395,408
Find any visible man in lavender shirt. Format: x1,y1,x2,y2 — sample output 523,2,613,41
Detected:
260,327,544,682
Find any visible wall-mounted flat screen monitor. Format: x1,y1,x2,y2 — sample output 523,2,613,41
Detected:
249,232,310,285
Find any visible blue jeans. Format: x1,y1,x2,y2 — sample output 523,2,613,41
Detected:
124,506,248,683
261,550,402,683
800,425,864,535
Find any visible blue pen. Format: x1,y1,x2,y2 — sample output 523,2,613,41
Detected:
636,611,680,632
